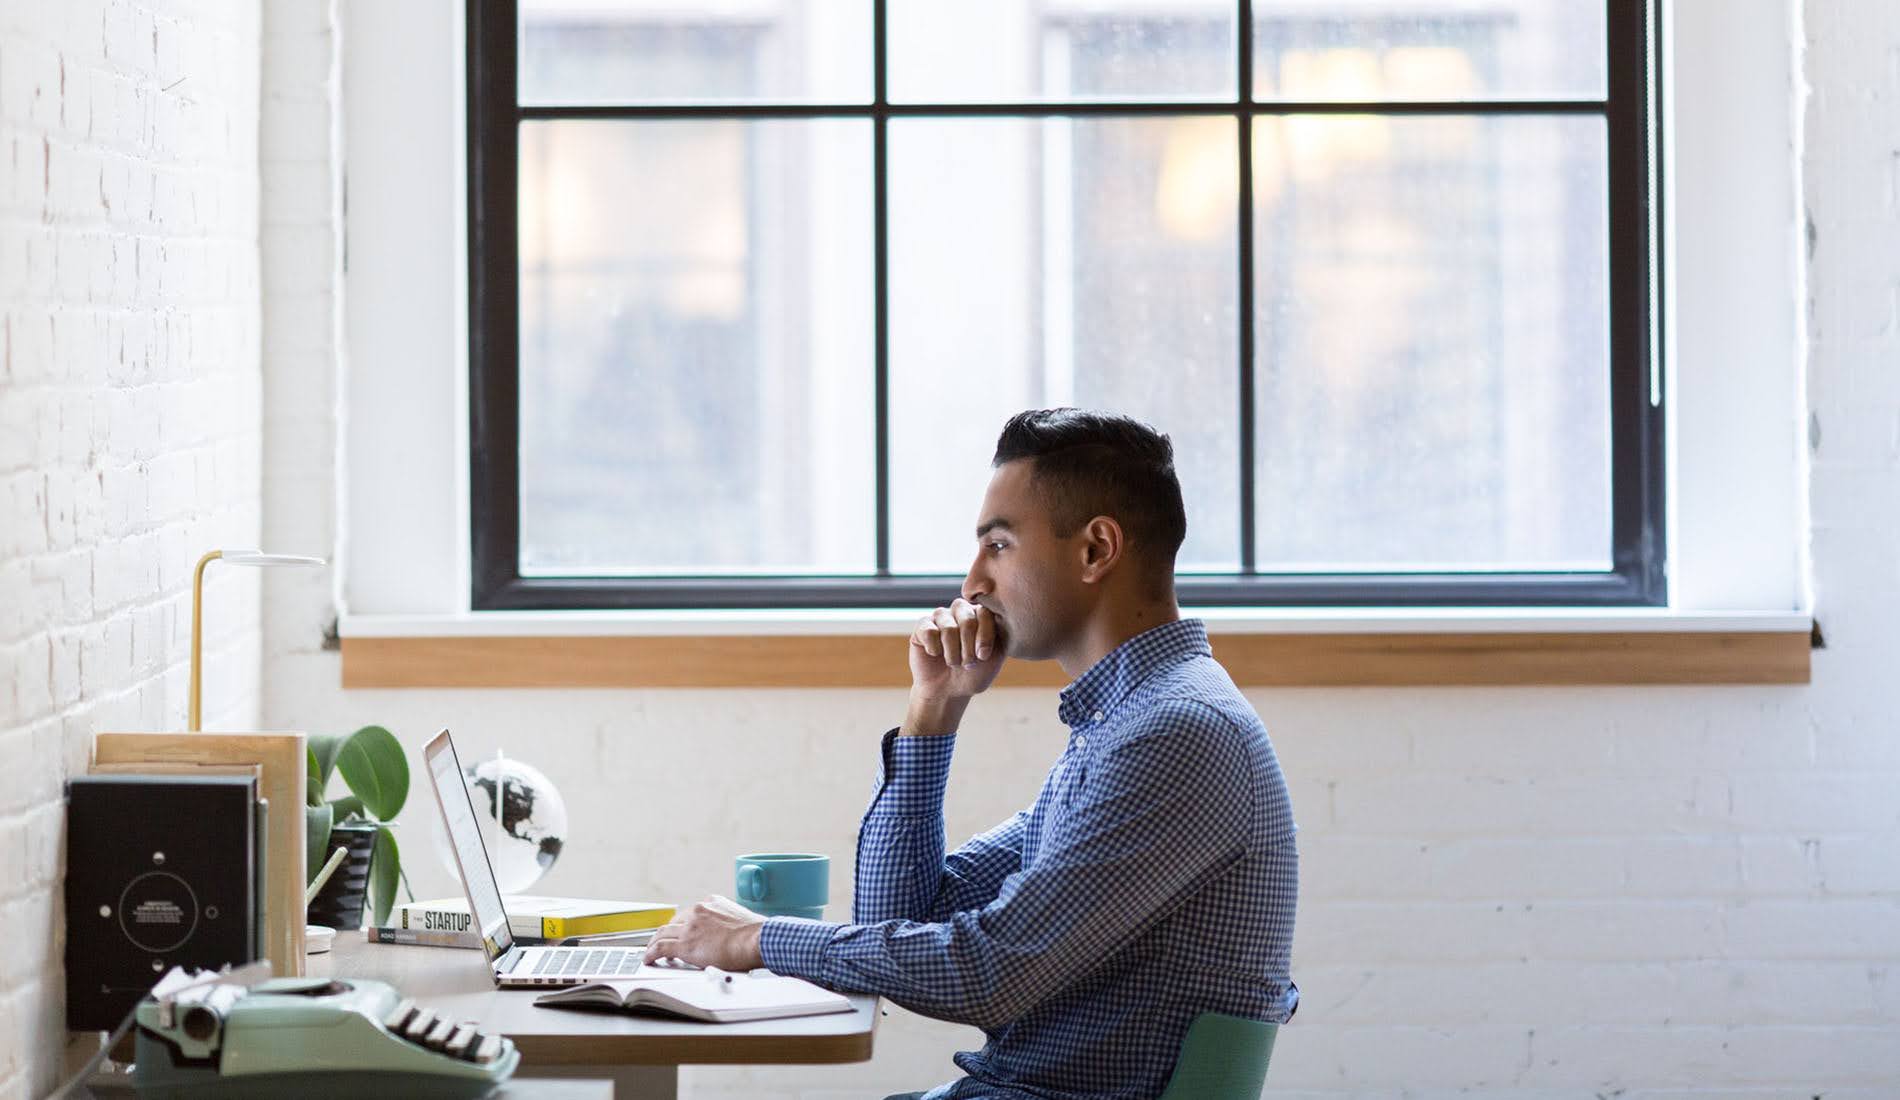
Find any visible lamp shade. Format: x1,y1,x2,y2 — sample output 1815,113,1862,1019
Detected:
217,550,327,567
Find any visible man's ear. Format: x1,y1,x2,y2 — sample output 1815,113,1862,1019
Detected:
1079,516,1123,583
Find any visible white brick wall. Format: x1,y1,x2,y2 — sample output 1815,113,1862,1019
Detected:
258,0,341,661
0,1,261,1096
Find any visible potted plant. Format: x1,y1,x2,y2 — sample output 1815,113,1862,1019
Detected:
305,724,410,930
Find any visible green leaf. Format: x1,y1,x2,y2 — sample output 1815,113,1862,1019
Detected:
304,802,334,884
309,734,347,791
369,826,401,927
328,795,365,823
306,752,324,806
335,725,408,821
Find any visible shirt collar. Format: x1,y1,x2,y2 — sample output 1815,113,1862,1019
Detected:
1057,618,1211,729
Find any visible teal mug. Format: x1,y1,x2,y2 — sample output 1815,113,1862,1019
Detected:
735,853,829,920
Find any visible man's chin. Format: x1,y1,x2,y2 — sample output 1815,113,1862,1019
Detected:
999,629,1041,662
993,617,1030,659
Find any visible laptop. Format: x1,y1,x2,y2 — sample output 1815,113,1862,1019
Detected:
425,728,699,988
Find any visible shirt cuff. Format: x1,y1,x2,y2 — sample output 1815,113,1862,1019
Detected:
871,727,957,815
758,916,841,979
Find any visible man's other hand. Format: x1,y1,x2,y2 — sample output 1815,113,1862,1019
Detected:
908,598,1007,710
641,895,766,971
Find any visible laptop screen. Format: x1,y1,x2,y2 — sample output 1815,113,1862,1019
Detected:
425,730,514,959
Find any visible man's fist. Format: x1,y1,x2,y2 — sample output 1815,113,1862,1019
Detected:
908,597,1007,704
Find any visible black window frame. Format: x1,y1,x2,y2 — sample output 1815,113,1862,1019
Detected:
468,0,1664,611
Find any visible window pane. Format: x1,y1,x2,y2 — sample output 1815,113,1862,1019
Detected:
518,0,871,105
1253,2,1606,102
888,2,1236,103
888,117,1240,576
518,120,875,575
1252,114,1610,570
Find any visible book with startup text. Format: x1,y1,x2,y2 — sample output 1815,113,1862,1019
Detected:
396,895,675,940
534,969,854,1023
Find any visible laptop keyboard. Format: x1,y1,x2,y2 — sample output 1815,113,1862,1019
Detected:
535,949,632,977
530,949,699,977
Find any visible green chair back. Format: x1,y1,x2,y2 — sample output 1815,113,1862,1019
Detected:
1156,1012,1278,1100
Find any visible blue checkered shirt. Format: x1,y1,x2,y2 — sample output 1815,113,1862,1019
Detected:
760,618,1298,1100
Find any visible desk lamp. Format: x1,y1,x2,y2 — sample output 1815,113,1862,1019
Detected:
190,549,325,730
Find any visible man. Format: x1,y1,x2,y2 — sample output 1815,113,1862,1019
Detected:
645,408,1298,1099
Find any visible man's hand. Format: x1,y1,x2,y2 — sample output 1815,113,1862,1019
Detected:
642,895,767,971
905,598,1007,734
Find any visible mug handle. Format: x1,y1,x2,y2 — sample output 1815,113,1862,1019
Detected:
738,863,766,903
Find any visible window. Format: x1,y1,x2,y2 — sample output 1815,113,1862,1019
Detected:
468,0,1660,610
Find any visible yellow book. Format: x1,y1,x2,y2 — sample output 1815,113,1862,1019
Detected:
397,896,675,940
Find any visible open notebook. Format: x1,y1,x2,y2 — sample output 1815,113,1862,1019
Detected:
533,967,853,1024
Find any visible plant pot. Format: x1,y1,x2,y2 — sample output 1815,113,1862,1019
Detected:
305,822,379,930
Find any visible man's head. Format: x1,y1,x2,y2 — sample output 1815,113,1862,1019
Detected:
961,408,1186,662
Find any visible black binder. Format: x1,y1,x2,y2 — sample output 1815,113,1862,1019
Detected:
64,774,258,1029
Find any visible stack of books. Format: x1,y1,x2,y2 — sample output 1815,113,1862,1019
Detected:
367,896,675,948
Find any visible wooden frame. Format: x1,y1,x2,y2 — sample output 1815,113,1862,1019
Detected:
92,732,309,976
342,629,1810,689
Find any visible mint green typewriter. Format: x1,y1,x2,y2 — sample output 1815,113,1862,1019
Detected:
132,975,519,1098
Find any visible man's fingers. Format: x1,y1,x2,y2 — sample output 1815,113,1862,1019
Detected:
975,606,996,661
955,603,981,667
932,607,962,665
915,603,1001,667
643,919,686,962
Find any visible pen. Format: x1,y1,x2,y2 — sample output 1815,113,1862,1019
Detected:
304,846,349,906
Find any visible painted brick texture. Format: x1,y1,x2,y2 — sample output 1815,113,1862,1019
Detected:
0,1,261,1096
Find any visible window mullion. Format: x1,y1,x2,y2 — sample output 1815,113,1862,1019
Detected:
873,0,891,576
1237,0,1256,574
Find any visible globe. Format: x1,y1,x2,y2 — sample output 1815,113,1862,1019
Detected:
432,753,568,894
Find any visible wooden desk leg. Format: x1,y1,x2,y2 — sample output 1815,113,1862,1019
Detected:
516,1064,677,1100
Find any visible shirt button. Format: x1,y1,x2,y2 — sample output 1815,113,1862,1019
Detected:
1076,735,1088,748
1091,710,1104,723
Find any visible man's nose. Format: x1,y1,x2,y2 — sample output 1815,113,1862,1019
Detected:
961,556,990,603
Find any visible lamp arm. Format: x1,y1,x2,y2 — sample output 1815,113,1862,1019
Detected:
188,550,222,732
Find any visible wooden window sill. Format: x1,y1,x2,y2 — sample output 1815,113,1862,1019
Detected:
338,612,1812,688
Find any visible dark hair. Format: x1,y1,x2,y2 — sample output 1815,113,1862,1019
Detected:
992,408,1187,587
